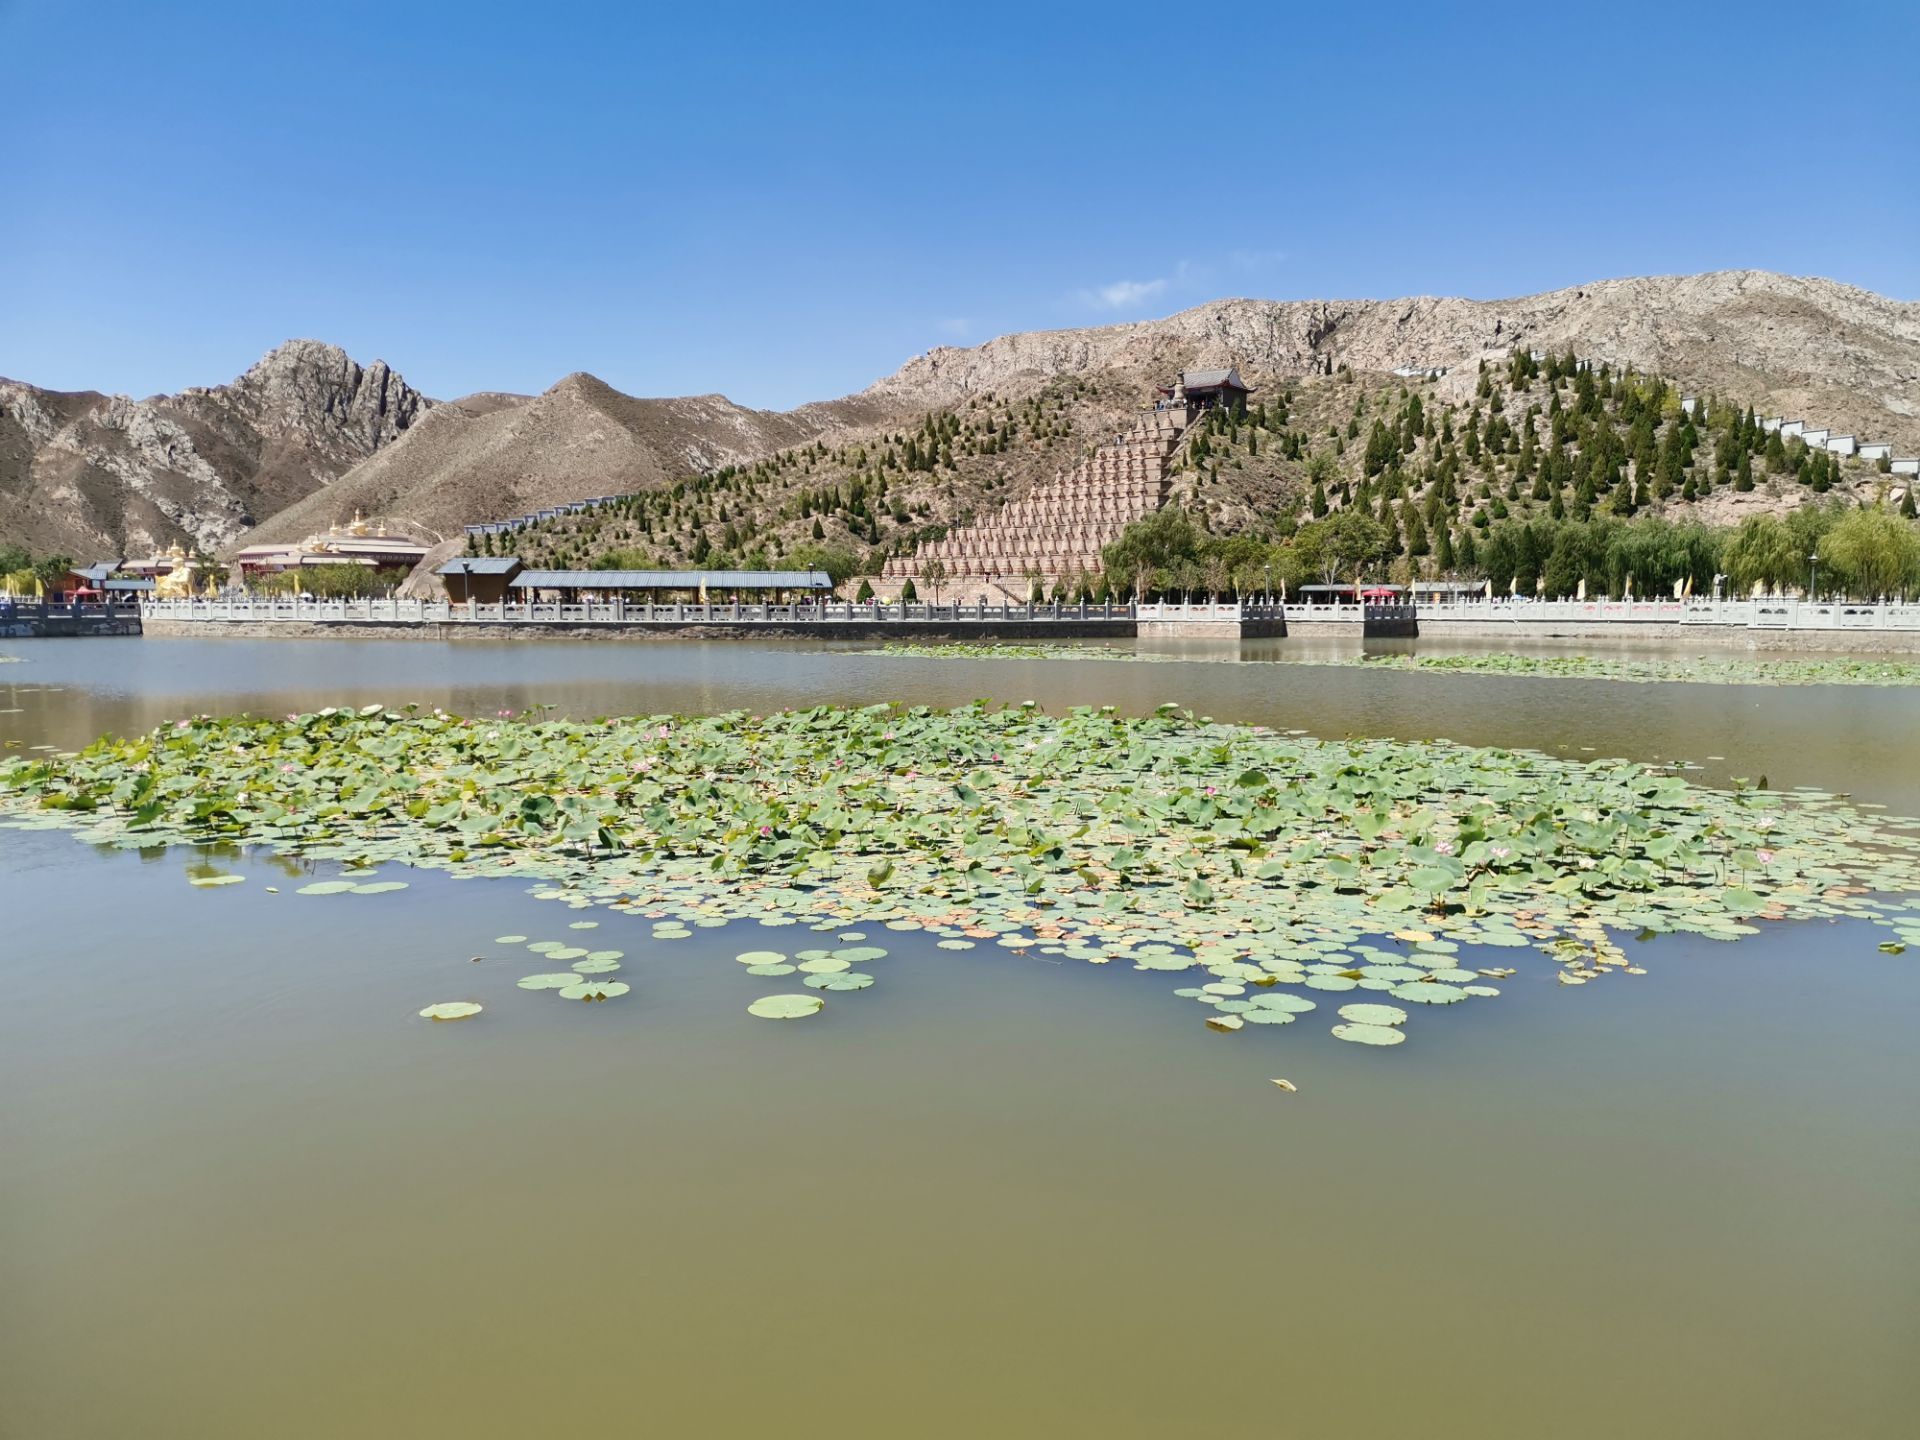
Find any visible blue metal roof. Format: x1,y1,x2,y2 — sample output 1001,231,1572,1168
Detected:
436,557,524,575
511,569,833,591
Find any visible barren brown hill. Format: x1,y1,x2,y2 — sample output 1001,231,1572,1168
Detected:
0,340,428,558
244,372,865,547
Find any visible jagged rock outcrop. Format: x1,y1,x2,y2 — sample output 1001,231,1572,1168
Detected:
0,340,429,558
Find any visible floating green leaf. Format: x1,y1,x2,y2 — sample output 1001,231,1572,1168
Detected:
1332,1022,1405,1046
419,1002,482,1021
1337,1003,1408,1026
748,994,824,1019
558,980,629,1001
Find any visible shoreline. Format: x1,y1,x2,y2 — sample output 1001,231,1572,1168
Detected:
137,614,1920,655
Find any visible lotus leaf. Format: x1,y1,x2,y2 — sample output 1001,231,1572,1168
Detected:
1338,1003,1408,1026
1332,1022,1406,1046
1248,993,1316,1014
419,1002,482,1021
1390,982,1467,1004
748,994,824,1019
558,980,629,1001
805,972,874,991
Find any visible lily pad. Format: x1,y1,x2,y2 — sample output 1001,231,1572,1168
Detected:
1337,1003,1408,1026
1331,1022,1406,1046
558,980,629,1001
748,994,824,1020
419,1002,482,1021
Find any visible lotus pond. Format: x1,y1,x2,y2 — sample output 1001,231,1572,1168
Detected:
3,635,1917,1439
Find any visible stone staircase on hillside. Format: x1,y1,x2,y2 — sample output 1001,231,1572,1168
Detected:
882,407,1189,596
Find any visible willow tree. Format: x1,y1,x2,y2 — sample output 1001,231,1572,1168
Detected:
1818,509,1920,599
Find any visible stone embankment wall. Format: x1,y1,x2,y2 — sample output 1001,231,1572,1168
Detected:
140,618,1140,644
140,616,1920,653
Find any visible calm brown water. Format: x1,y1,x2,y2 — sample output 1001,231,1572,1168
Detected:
3,636,1917,1439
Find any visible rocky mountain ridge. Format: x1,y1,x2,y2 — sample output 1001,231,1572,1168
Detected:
3,271,1914,562
0,340,429,557
872,272,1920,454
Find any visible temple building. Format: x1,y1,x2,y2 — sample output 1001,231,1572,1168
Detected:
120,543,218,596
232,512,430,580
1156,367,1253,414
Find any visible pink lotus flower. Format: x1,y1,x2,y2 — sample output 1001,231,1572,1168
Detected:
1757,849,1776,864
1435,840,1455,855
1491,845,1511,859
1204,786,1218,796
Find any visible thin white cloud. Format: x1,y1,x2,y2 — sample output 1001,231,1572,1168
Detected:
935,317,973,339
1228,247,1288,271
1084,277,1169,310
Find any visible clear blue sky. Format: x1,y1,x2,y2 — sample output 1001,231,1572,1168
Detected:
4,0,1915,409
